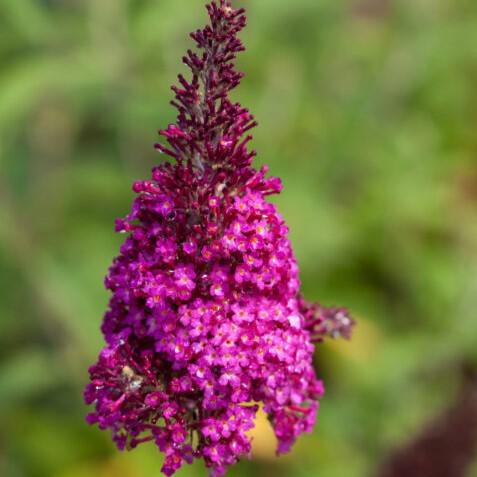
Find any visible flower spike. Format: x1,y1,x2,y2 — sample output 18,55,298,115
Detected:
85,2,354,476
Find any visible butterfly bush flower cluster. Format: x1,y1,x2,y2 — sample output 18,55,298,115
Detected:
84,1,354,476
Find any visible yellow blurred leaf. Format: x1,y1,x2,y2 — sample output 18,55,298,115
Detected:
325,316,382,362
247,406,278,461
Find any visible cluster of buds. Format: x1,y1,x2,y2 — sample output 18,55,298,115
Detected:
85,1,354,476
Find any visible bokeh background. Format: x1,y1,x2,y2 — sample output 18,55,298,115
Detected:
1,0,477,476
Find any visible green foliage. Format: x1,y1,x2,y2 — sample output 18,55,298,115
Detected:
1,0,477,476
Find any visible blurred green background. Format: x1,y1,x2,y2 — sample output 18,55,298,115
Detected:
1,0,477,476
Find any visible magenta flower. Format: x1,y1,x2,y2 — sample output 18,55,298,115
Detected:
85,1,355,476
